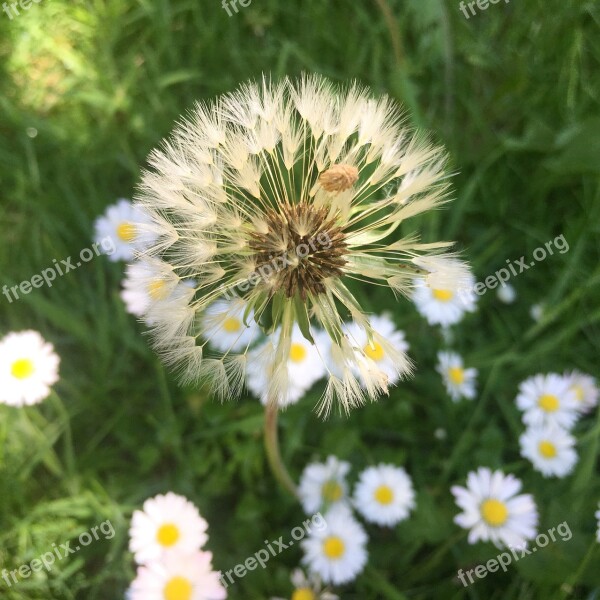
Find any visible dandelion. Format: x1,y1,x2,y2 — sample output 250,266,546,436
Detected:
564,370,598,414
451,467,538,549
436,351,477,401
129,493,209,565
301,505,368,585
298,456,351,515
271,568,339,600
519,424,577,478
134,74,471,414
0,330,60,407
353,464,416,526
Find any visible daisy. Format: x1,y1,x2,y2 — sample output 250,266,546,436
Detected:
271,568,339,600
246,325,327,408
516,373,579,429
134,74,472,413
353,464,416,527
298,456,351,515
436,351,477,401
129,550,226,600
519,424,577,478
0,330,60,407
451,467,538,549
301,505,368,586
564,370,598,414
129,492,208,565
496,283,516,304
200,298,261,353
94,198,154,262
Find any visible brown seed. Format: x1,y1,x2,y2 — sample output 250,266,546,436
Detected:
318,164,359,193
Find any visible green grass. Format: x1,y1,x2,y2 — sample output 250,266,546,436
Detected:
1,0,599,598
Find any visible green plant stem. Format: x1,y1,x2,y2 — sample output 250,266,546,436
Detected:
264,403,298,498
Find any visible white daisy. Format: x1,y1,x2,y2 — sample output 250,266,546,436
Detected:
516,373,579,429
298,456,351,515
0,330,60,407
271,568,339,600
200,298,261,353
496,283,516,304
564,370,598,414
519,424,577,478
436,351,477,401
301,505,368,586
451,467,538,549
412,272,477,327
94,198,154,262
246,325,327,408
129,492,208,565
353,464,416,527
129,550,226,600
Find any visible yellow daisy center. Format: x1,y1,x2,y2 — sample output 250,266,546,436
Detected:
148,279,169,301
321,480,343,503
538,394,559,412
116,222,137,242
374,484,394,505
448,367,465,385
480,499,509,527
156,523,180,547
322,536,345,559
289,343,307,363
538,440,557,458
223,317,242,333
163,576,193,600
432,288,453,302
364,341,385,361
571,384,584,402
11,358,35,380
292,589,316,600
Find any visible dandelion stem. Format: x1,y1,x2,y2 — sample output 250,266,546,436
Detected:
264,403,298,498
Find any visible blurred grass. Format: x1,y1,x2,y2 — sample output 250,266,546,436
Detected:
0,0,599,598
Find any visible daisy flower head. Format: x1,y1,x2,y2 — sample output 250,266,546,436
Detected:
301,505,368,586
516,373,579,429
94,198,155,262
134,74,472,414
564,370,598,414
412,258,476,327
436,351,477,401
129,492,208,565
0,330,60,407
496,283,516,304
353,464,416,527
271,568,339,600
129,550,226,600
519,424,577,478
298,456,351,514
246,325,327,407
451,467,538,549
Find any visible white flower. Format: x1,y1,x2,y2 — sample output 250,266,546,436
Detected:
298,456,351,515
271,569,339,600
135,74,471,413
530,303,544,322
436,351,477,401
519,424,577,478
564,370,598,414
516,374,579,429
301,505,368,586
246,325,327,408
200,298,261,353
412,272,477,327
129,550,226,600
496,283,516,304
129,492,208,565
0,330,60,407
451,467,538,549
353,464,415,527
94,198,154,262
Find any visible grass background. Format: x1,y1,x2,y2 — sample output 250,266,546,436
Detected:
1,0,599,598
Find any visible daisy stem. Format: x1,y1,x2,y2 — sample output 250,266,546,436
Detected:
264,403,298,498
